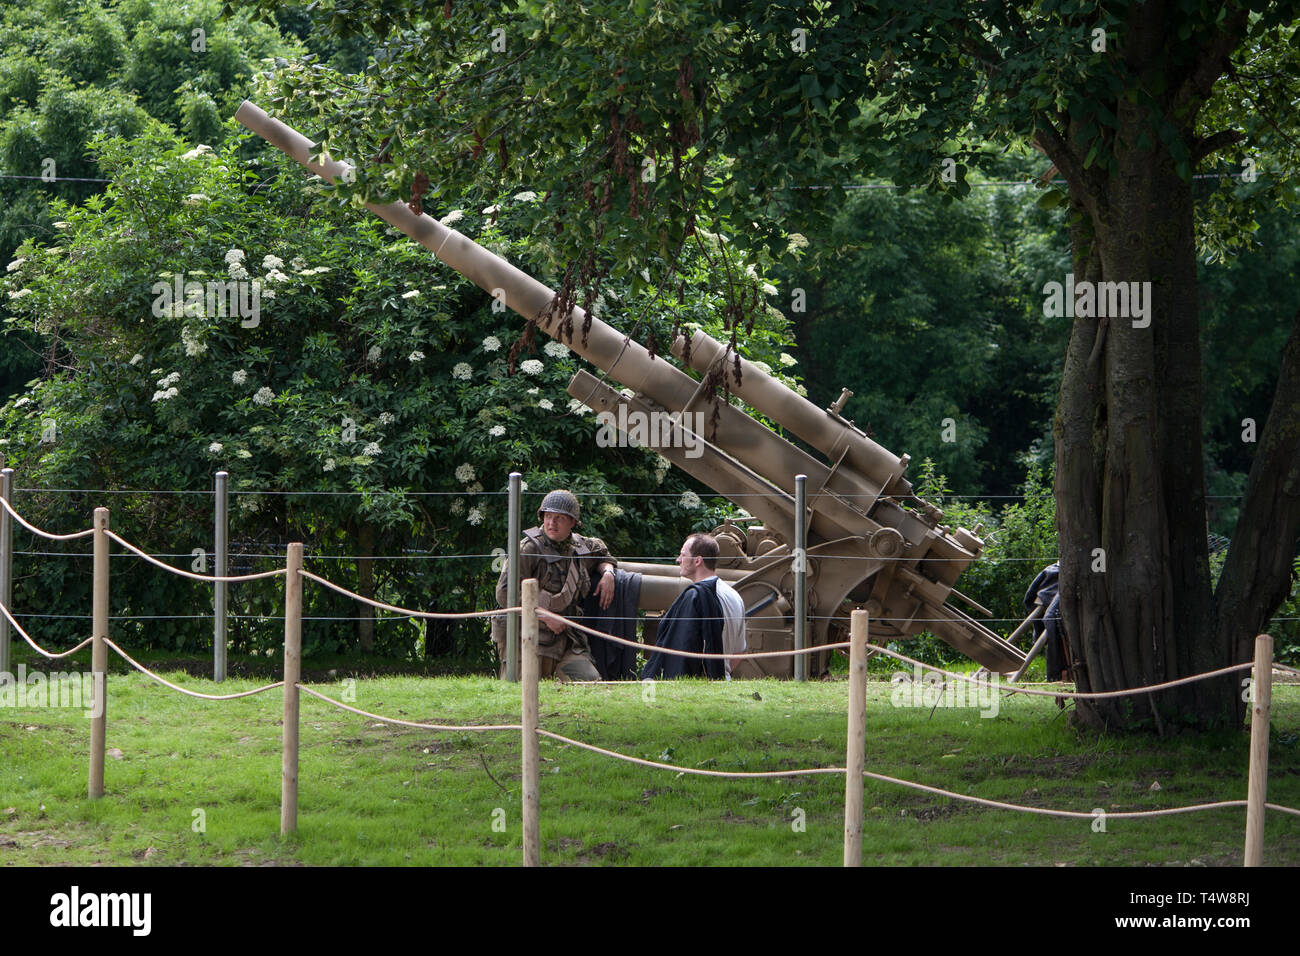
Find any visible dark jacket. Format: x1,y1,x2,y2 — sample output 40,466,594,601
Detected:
640,578,726,680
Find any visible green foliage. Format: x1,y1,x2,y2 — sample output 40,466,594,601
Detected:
0,121,797,663
0,0,308,400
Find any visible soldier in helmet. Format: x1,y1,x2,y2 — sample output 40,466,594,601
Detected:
492,489,617,681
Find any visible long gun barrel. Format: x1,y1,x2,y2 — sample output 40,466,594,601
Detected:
234,100,1026,675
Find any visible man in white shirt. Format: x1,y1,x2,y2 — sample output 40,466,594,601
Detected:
686,533,747,679
714,576,747,679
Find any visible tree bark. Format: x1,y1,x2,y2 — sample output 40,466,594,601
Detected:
1050,67,1237,731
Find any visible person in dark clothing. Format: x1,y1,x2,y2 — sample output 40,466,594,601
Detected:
1024,562,1069,681
640,534,727,680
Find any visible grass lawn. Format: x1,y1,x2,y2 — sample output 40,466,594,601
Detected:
1,652,1297,866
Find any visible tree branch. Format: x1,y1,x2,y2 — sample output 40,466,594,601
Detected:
1192,128,1245,163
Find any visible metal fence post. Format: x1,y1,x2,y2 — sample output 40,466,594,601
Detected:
214,470,228,682
0,468,13,676
794,474,808,681
506,472,521,682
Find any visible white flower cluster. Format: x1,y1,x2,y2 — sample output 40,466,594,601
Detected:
482,335,501,352
568,398,591,416
152,387,178,403
7,289,32,300
290,257,308,272
409,350,425,363
130,354,143,365
481,204,499,216
237,448,252,459
253,386,274,406
513,190,538,202
181,326,206,357
452,362,472,380
7,258,27,272
362,442,381,457
761,282,778,296
367,345,382,362
455,463,476,483
439,209,464,226
378,412,395,426
751,360,772,375
466,481,483,494
323,458,336,472
467,507,484,525
157,371,181,388
489,425,505,437
680,490,701,509
520,359,543,375
537,398,554,411
14,397,32,408
224,249,244,265
779,353,797,367
265,269,289,283
654,455,670,484
786,233,809,252
181,145,213,160
401,289,420,299
298,266,330,276
262,255,283,271
208,441,223,454
184,194,209,206
543,340,569,358
232,369,248,385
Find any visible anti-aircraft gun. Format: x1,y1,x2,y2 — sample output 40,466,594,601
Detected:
235,101,1026,678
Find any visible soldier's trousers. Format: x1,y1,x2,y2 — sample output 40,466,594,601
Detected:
496,640,601,682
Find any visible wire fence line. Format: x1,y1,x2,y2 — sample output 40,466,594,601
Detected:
8,485,1260,501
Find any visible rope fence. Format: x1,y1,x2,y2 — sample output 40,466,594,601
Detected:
1,491,1296,866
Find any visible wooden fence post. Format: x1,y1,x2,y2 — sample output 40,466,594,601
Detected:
89,507,109,799
281,542,303,835
1244,633,1273,867
521,578,540,866
844,609,868,866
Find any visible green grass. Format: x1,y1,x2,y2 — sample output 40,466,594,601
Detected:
2,657,1297,866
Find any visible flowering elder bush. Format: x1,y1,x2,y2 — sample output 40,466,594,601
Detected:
0,123,800,660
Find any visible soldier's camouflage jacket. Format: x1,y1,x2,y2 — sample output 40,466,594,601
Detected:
492,528,616,660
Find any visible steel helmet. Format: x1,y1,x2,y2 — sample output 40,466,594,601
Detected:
538,489,581,526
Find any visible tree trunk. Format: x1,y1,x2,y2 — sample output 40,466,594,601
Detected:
1212,306,1300,684
1053,107,1231,731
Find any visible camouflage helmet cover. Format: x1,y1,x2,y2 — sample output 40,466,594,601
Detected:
538,488,581,526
